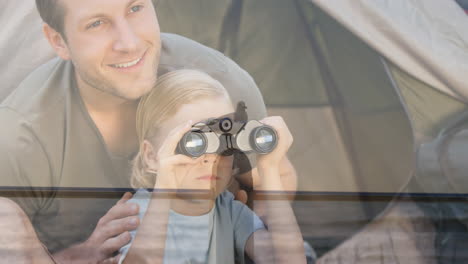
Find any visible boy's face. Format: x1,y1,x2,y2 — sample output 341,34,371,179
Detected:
155,97,235,199
58,0,161,100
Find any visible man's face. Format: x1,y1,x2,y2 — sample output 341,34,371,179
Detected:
59,0,161,100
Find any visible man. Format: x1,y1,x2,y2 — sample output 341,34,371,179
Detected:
0,0,297,262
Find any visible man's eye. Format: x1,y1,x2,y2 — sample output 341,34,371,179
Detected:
130,5,143,13
88,20,103,29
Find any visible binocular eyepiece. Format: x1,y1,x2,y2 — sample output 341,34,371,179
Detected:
176,102,277,157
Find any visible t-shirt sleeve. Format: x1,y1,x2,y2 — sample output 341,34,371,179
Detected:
118,189,150,264
231,198,266,263
0,107,52,220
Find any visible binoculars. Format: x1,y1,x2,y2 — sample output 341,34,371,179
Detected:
176,102,277,157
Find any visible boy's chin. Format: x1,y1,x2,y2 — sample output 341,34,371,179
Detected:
175,188,218,200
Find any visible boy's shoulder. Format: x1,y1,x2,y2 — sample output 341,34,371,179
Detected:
216,190,236,205
216,191,250,216
219,190,235,200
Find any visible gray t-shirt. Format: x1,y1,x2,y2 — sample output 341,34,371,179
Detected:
0,33,267,253
119,190,265,264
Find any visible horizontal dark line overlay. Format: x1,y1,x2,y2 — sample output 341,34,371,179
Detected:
0,186,466,202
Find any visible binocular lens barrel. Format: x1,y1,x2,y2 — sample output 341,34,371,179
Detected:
250,126,278,154
177,119,278,157
179,131,207,157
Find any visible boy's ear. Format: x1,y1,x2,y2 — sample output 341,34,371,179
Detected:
42,23,71,60
142,140,159,172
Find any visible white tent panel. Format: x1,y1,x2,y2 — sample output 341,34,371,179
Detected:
313,0,468,103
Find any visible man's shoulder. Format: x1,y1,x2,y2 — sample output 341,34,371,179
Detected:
160,33,267,120
0,107,33,147
0,106,53,184
0,58,73,155
160,33,230,73
2,58,70,120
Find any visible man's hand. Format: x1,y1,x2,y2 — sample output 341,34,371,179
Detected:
53,192,140,264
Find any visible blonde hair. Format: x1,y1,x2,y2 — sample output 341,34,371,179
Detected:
131,69,231,189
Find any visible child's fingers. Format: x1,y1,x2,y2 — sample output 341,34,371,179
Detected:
258,116,293,162
260,116,285,130
260,116,293,145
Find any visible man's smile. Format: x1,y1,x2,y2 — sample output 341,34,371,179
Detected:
110,57,142,68
108,51,147,69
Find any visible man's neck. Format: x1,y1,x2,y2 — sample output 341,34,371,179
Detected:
76,73,139,157
76,75,137,114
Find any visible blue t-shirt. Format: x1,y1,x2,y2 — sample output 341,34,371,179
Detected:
119,189,265,264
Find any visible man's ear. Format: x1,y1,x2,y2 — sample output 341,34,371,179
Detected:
142,140,159,172
42,24,71,60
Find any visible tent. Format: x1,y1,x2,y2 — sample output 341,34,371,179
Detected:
2,0,468,261
152,1,468,258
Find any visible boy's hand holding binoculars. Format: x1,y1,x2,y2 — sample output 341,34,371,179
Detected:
152,112,293,193
255,116,293,192
149,120,203,190
256,116,293,166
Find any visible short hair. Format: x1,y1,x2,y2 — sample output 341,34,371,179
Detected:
131,69,231,188
35,0,66,37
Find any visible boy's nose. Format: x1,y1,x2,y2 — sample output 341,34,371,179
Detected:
202,154,218,164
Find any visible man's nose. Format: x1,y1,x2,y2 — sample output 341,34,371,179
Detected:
113,20,139,53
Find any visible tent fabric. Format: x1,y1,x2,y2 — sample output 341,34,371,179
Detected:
157,0,329,107
312,0,468,103
456,0,468,11
157,0,416,252
386,62,467,142
157,0,414,194
0,1,55,101
317,199,437,264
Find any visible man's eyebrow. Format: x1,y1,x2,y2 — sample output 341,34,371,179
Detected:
79,0,141,24
80,13,108,24
126,0,140,9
